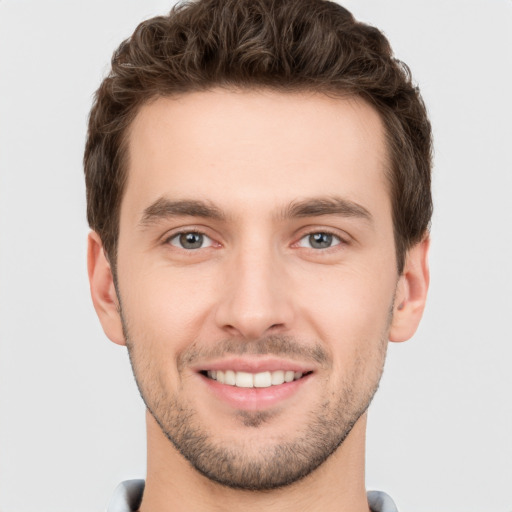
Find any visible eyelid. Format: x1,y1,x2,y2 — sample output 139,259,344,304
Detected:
169,232,214,249
159,225,351,251
296,232,341,249
292,227,350,247
162,226,221,249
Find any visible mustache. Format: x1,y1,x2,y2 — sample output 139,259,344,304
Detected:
178,335,331,370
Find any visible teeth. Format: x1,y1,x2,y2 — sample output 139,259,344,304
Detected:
225,370,236,386
253,371,272,388
235,371,253,388
206,369,306,388
271,370,285,385
284,370,295,383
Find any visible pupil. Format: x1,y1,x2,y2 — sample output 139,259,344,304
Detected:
310,233,332,249
180,232,203,249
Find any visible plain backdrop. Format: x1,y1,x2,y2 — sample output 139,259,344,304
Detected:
1,1,511,511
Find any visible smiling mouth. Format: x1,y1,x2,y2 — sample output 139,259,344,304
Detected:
201,370,313,389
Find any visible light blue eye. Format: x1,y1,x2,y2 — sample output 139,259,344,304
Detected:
169,232,213,250
298,232,341,249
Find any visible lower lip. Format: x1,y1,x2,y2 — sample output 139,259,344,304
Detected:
200,373,312,411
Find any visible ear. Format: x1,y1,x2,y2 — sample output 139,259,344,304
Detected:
389,236,430,343
87,231,126,346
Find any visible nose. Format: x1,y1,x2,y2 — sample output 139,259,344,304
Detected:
214,244,294,340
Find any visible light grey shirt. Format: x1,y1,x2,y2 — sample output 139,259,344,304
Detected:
106,479,399,512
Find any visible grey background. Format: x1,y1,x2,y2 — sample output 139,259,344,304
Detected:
1,1,511,510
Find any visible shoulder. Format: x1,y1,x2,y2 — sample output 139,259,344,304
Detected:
106,479,145,512
367,490,399,512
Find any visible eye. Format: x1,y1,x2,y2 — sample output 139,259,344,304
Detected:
297,232,342,249
168,232,214,250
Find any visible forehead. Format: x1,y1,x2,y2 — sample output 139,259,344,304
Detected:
122,89,390,221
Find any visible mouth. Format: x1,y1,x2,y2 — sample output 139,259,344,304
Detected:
194,357,316,411
197,363,314,411
200,369,313,388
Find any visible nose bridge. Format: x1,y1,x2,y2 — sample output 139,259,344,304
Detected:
215,233,292,338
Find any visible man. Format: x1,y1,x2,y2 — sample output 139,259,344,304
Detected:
84,0,432,510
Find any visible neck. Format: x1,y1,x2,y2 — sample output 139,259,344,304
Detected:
140,411,371,512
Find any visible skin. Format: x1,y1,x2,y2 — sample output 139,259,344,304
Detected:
88,89,429,512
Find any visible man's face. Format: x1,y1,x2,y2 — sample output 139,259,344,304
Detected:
112,90,400,489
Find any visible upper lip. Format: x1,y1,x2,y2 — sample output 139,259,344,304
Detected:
191,356,315,374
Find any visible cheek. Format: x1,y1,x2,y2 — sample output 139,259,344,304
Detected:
120,273,214,396
292,262,396,362
119,262,218,355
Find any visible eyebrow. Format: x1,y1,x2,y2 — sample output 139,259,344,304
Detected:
280,196,373,223
139,195,373,227
140,198,226,226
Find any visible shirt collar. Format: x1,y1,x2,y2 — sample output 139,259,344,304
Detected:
106,480,399,512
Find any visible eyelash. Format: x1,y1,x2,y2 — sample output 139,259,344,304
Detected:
294,230,345,251
165,230,216,250
164,228,348,251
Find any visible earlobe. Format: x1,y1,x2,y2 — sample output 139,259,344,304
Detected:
389,237,430,343
87,231,126,346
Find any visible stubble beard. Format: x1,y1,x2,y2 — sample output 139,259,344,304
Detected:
122,318,389,491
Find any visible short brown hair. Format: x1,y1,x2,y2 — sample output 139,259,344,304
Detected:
84,0,433,272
